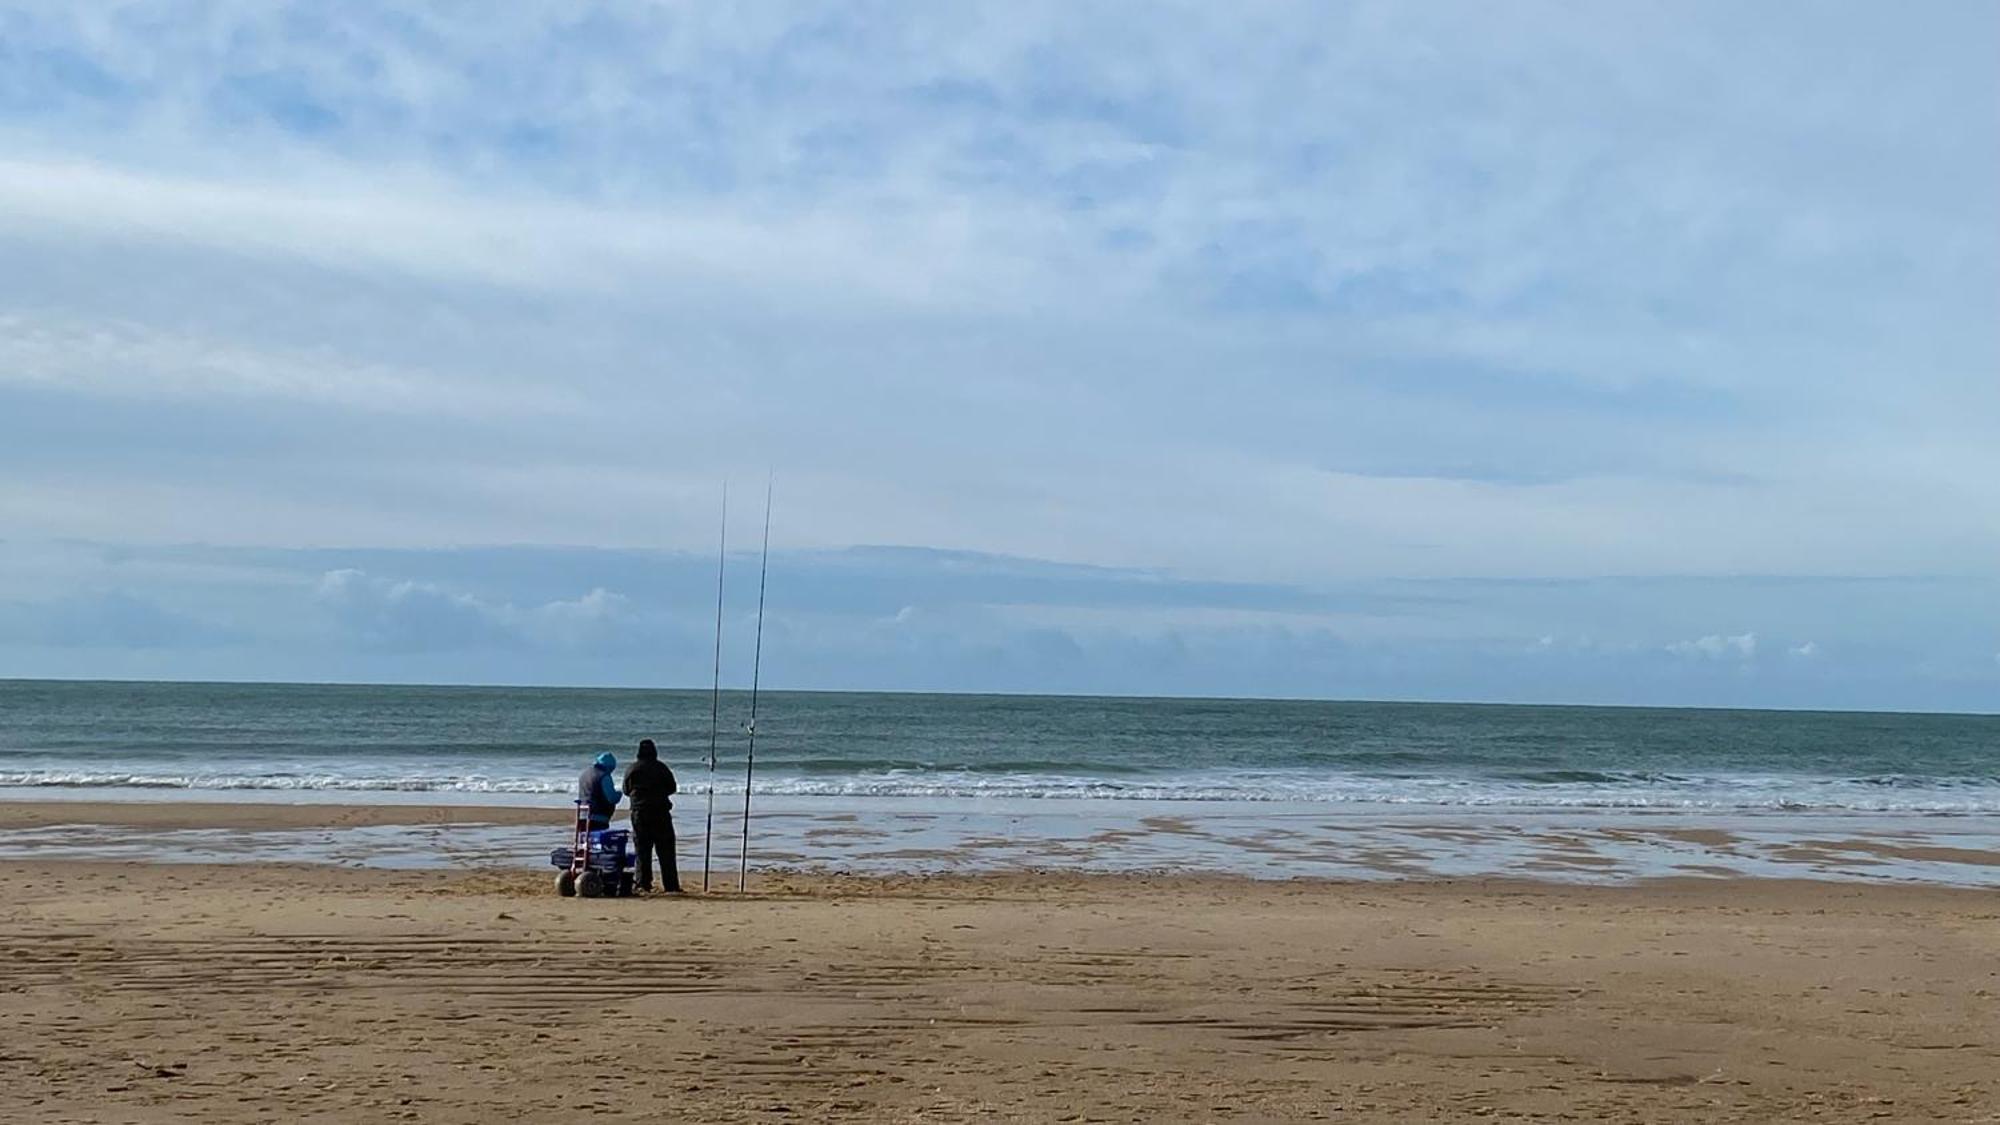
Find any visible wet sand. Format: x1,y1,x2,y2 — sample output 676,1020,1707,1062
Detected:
0,799,560,831
4,853,1997,1121
5,797,1999,886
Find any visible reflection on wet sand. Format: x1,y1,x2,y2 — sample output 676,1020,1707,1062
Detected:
1,796,1997,886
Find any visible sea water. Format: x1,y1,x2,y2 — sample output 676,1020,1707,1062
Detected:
2,680,1996,884
2,679,1994,813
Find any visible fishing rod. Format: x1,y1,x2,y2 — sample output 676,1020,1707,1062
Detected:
701,484,727,893
738,477,772,892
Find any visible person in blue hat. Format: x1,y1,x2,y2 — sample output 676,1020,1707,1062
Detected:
577,750,621,830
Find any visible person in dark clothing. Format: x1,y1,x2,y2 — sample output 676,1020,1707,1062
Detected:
621,738,681,893
577,751,620,830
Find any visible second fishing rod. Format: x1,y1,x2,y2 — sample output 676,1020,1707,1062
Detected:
698,478,774,894
738,477,772,892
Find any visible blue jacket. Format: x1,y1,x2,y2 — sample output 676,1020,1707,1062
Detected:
578,762,620,825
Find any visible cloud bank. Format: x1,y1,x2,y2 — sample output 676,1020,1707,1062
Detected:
0,542,1993,712
0,3,1994,708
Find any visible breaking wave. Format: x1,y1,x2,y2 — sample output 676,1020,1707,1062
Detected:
3,768,1997,813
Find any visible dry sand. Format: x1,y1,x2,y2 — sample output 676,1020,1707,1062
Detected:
1,806,1996,1123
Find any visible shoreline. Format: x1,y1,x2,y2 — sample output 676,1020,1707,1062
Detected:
5,795,1998,887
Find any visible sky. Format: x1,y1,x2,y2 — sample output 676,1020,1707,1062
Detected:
1,2,1995,710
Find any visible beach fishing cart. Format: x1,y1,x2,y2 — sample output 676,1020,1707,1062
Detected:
551,800,636,898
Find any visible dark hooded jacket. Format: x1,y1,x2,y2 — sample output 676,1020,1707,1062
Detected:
622,746,678,821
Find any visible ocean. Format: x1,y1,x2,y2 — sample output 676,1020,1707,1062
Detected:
2,678,1994,813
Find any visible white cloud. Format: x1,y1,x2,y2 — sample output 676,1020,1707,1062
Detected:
0,309,579,417
1668,632,1757,661
524,587,635,650
314,568,507,650
1789,641,1820,658
0,156,1058,312
313,568,639,653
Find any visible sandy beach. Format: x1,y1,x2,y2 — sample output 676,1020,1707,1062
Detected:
3,803,1996,1124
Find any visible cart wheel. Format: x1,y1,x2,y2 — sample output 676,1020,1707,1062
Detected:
578,870,605,898
555,871,576,897
618,873,636,898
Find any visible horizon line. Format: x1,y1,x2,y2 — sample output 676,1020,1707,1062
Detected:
2,674,1993,721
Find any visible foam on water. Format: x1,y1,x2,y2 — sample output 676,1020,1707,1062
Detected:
3,767,1997,813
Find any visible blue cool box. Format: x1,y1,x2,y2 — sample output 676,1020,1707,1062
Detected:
550,829,630,871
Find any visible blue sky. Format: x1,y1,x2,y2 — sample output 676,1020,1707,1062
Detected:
1,3,1995,710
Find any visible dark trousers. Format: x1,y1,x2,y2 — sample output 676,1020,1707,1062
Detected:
632,813,680,891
